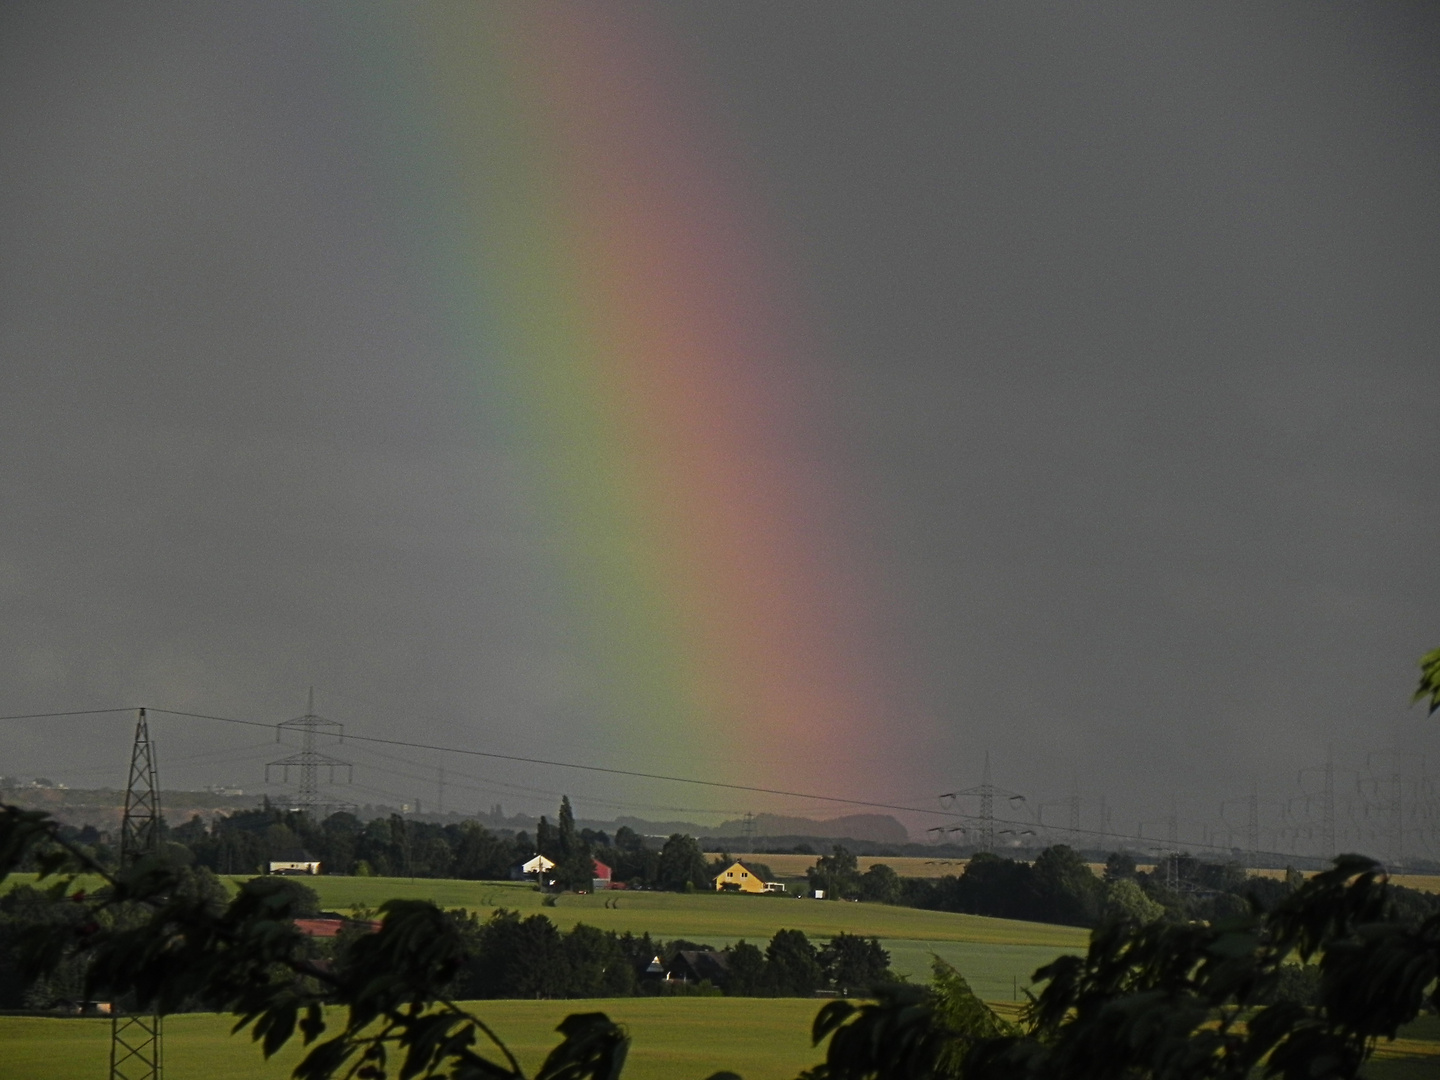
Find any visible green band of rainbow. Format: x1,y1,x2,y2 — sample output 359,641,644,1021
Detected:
329,4,915,798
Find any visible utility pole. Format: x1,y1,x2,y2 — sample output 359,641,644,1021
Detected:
1068,780,1082,849
1247,789,1260,871
741,811,756,849
437,766,445,817
110,709,162,1080
1389,763,1404,872
1322,746,1336,862
265,689,352,819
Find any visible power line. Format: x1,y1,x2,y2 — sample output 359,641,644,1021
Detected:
0,708,137,722
0,704,1359,864
148,707,952,821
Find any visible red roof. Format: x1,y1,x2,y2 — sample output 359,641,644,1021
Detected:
293,918,381,939
592,859,612,878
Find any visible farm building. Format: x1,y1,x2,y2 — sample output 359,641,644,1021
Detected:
665,949,730,986
713,859,783,893
293,917,381,939
513,854,556,883
268,859,321,875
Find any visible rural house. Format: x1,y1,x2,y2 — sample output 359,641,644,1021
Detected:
513,853,556,884
713,859,782,893
665,949,730,987
268,859,321,875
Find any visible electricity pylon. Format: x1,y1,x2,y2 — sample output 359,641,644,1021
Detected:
939,753,1027,853
110,708,162,1080
265,689,352,818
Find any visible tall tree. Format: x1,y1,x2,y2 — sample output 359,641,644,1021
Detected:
808,845,862,899
551,797,596,892
858,863,902,904
820,933,892,994
656,834,709,892
535,816,557,859
557,797,578,857
722,941,767,996
765,929,824,996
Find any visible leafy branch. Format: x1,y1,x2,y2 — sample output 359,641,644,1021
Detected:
1415,645,1440,715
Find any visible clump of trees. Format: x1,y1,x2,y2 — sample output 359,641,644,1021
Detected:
810,854,1440,1080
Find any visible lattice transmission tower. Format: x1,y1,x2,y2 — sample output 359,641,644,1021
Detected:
265,689,352,818
110,708,162,1080
938,753,1028,853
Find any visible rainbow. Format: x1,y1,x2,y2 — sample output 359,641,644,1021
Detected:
331,4,913,798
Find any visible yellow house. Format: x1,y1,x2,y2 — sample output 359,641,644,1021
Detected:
713,859,766,893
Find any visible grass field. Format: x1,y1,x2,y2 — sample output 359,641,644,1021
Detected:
274,876,1086,992
264,876,1087,950
0,999,824,1080
1,872,1086,993
4,1001,1437,1080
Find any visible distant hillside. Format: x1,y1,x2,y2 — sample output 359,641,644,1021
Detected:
0,786,261,831
3,789,908,847
714,813,909,845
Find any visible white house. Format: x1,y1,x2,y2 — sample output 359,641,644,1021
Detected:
269,860,321,875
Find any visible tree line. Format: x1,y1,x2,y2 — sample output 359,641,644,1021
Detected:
445,910,891,1000
807,842,1440,929
41,797,1440,940
35,793,747,894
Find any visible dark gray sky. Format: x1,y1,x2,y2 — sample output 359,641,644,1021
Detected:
2,2,1437,853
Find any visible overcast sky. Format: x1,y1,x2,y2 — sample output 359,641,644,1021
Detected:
2,3,1437,852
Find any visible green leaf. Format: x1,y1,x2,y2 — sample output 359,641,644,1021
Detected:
1414,646,1440,715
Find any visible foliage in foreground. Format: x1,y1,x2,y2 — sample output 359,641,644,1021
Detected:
804,855,1440,1080
1,803,635,1080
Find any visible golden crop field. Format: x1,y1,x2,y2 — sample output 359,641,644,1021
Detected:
710,853,972,879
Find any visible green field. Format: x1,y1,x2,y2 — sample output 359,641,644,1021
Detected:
4,1001,1437,1080
263,876,1087,947
276,876,1084,994
1,873,1086,997
2,873,1088,950
0,999,823,1080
